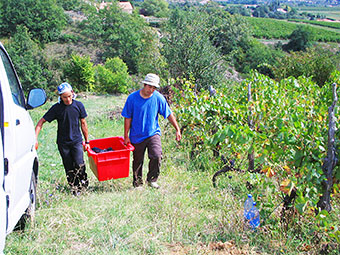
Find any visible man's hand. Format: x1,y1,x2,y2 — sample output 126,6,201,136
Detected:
175,130,182,142
168,113,182,142
84,143,90,152
34,117,46,150
124,136,131,146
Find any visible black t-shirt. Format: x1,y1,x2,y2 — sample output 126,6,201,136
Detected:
43,100,87,145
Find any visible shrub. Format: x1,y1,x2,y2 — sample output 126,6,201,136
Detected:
283,26,315,52
63,54,95,92
233,39,284,78
95,57,131,94
273,47,340,86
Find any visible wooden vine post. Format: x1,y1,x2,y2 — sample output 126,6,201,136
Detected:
317,83,338,212
247,81,255,172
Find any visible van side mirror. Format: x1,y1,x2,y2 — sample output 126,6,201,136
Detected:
26,88,47,110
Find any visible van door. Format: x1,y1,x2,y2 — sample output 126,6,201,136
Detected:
0,84,6,255
0,47,36,232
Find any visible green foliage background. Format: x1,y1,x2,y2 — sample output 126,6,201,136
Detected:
5,25,54,96
2,1,340,96
0,0,66,43
141,0,169,18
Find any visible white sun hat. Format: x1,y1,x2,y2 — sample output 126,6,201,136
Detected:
142,73,160,88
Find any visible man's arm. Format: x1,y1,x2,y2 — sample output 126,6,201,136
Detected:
167,113,182,141
80,118,90,150
35,118,47,149
124,117,132,145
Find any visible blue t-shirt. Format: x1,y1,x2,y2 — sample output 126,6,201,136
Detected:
43,100,87,145
121,90,172,144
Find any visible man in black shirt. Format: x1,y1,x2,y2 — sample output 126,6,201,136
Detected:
35,83,90,195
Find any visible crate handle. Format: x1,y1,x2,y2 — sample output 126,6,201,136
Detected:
83,142,134,155
125,143,134,151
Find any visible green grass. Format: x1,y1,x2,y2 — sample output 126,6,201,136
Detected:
4,94,339,254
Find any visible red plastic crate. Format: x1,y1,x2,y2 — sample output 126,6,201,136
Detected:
84,137,134,181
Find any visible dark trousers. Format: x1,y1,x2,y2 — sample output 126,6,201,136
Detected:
58,142,88,192
132,135,162,187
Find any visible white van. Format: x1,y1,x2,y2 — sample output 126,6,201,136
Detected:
0,42,46,254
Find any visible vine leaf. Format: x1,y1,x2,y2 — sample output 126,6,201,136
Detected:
262,166,275,177
280,179,295,195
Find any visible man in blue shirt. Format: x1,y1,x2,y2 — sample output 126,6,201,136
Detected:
122,73,181,188
35,83,90,195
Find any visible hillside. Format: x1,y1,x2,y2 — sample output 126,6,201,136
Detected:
3,94,262,254
3,91,339,254
1,1,340,254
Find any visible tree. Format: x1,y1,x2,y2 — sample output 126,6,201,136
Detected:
205,8,252,56
5,25,54,96
283,26,315,52
141,0,169,18
226,6,251,16
136,28,168,78
56,0,82,11
79,5,148,73
253,5,270,18
161,8,226,90
269,0,280,12
0,0,66,43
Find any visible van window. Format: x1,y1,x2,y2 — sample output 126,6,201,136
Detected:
0,50,25,108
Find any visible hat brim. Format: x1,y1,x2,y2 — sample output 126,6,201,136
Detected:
58,88,73,94
142,81,160,88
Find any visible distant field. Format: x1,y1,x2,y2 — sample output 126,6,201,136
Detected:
296,6,340,20
246,17,340,42
245,17,298,39
222,4,340,21
288,19,340,30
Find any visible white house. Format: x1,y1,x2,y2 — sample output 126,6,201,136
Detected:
96,1,133,14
